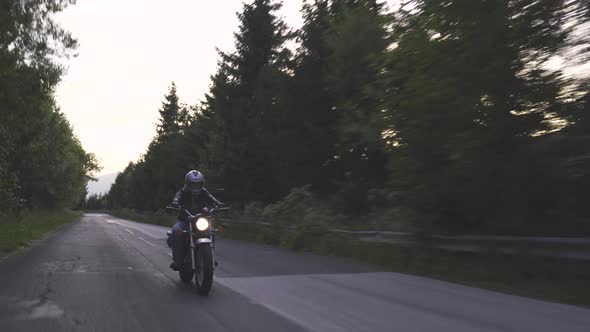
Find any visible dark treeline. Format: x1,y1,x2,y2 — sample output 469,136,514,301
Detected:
0,0,99,215
103,0,590,234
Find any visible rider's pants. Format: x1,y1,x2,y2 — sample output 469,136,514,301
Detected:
171,220,189,265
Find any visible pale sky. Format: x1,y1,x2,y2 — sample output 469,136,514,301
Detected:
55,0,403,176
54,0,309,176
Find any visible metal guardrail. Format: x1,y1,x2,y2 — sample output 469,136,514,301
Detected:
255,222,590,244
250,221,590,260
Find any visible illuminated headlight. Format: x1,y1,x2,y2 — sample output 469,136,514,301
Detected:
196,218,209,231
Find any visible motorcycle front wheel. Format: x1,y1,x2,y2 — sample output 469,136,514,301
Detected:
195,243,213,296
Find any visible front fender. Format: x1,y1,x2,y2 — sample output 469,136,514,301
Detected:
196,238,212,244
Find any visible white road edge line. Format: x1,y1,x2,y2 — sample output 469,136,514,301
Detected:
124,228,135,235
0,251,17,264
139,237,157,247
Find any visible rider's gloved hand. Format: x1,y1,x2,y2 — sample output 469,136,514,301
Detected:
168,203,180,209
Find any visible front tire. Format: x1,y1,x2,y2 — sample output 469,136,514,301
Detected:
195,243,213,296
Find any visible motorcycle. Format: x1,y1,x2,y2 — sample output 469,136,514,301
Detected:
166,205,230,296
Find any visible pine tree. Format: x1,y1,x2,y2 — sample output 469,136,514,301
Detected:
155,82,181,142
286,0,335,191
385,0,573,228
200,0,293,202
322,0,391,213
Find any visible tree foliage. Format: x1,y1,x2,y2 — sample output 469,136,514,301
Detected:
1,0,99,213
104,0,590,234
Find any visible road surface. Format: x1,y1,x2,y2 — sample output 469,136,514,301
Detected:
0,213,589,332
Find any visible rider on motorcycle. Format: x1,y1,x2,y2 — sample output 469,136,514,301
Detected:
168,170,224,271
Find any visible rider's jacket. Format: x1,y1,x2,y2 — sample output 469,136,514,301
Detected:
171,187,222,222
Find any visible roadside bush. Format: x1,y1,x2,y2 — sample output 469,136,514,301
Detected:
259,186,347,227
242,201,265,222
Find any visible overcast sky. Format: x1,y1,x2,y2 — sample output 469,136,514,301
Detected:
54,0,312,176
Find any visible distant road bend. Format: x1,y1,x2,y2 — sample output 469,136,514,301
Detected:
0,213,589,332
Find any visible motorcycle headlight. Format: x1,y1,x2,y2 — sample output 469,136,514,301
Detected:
196,218,209,231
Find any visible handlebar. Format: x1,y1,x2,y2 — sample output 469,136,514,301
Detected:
165,205,231,218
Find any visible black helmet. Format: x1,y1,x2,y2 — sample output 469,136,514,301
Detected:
185,170,204,195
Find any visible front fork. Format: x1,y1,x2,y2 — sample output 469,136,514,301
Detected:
189,223,216,272
189,221,196,272
211,229,217,268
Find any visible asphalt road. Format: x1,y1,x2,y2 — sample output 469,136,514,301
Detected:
1,213,589,332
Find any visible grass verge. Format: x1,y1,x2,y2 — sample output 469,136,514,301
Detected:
221,222,590,307
0,210,81,254
100,210,590,307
